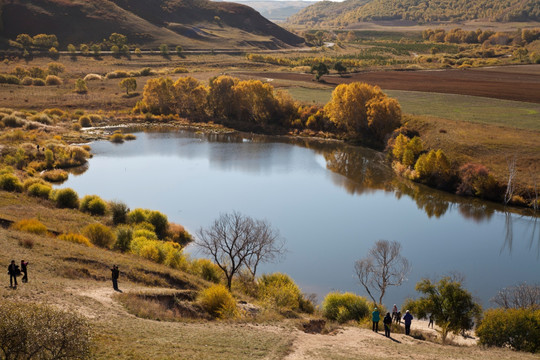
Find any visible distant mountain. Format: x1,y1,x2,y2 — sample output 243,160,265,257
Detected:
226,1,317,22
288,0,540,26
0,0,304,49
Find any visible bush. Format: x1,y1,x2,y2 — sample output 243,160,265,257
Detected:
74,78,88,94
322,292,370,323
258,273,302,310
0,301,92,360
110,200,129,225
198,284,237,319
0,74,20,84
2,115,25,127
173,67,188,73
32,78,46,86
128,208,148,224
27,183,52,199
114,226,133,252
79,115,93,127
167,222,192,245
21,76,34,85
83,73,103,81
109,133,124,143
22,177,50,191
45,75,63,85
11,218,48,235
106,70,129,79
477,308,540,352
124,134,137,140
148,210,169,239
42,169,68,183
82,223,115,248
50,188,79,208
0,173,23,192
80,194,107,216
30,113,53,125
133,228,158,240
58,233,92,247
192,258,222,283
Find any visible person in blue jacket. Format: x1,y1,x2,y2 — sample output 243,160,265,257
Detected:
403,310,413,335
372,307,380,332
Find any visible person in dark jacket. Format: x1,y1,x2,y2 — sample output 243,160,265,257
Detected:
403,310,413,335
395,310,402,324
7,260,19,288
372,307,380,332
111,265,120,291
428,313,434,328
383,312,392,337
20,260,28,283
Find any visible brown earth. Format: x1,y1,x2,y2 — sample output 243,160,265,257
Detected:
245,65,540,103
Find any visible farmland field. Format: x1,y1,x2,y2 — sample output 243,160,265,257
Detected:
285,87,540,131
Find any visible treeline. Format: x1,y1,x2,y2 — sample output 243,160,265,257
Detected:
135,76,402,145
422,28,540,45
389,133,537,208
288,0,540,26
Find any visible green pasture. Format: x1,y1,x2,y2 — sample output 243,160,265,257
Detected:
285,87,540,131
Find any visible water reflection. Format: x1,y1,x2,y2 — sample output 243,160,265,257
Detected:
501,212,540,258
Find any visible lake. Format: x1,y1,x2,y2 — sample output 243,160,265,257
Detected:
59,129,540,308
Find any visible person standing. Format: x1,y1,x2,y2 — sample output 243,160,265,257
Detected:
428,313,434,328
383,312,392,337
20,260,28,283
111,265,120,291
372,307,380,332
403,310,413,335
392,304,398,322
7,260,18,288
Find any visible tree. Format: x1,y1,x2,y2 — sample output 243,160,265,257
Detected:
196,211,284,290
176,45,183,56
109,32,127,47
354,239,410,305
140,77,174,114
405,276,482,343
91,44,101,56
171,76,208,120
311,62,329,81
67,44,76,55
491,282,540,309
160,44,169,56
208,75,238,118
16,33,33,48
120,77,137,95
334,61,347,76
74,78,88,94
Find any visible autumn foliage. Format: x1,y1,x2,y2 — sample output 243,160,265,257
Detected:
137,77,401,145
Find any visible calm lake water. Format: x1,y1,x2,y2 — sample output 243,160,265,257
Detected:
59,129,540,308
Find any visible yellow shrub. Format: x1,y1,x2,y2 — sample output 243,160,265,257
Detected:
11,218,48,235
140,243,160,262
58,233,92,247
198,284,237,319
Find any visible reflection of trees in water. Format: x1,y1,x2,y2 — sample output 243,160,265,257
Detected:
501,212,540,259
458,202,495,223
324,149,390,195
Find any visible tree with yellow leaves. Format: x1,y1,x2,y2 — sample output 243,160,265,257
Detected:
140,77,174,114
325,82,401,142
171,77,208,120
208,75,238,119
231,80,277,124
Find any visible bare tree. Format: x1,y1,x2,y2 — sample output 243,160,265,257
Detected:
354,239,411,304
196,211,284,290
504,155,517,205
491,282,540,309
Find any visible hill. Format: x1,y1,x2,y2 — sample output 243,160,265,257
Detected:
217,0,317,22
0,0,304,49
287,0,540,27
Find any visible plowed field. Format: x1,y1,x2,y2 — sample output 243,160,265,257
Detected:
246,65,540,103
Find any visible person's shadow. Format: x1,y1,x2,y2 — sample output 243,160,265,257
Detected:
379,333,401,343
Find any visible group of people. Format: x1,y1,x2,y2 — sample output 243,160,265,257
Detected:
372,304,414,338
7,259,29,289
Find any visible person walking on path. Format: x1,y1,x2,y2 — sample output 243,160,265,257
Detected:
403,310,413,335
372,307,380,332
7,260,19,288
383,312,392,337
20,260,28,283
111,265,120,291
